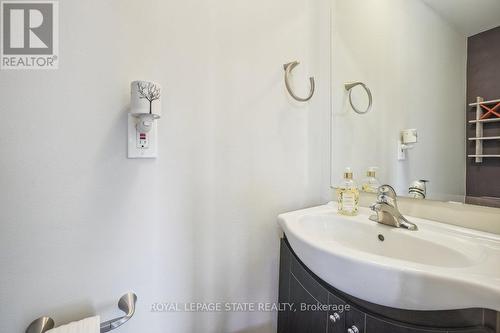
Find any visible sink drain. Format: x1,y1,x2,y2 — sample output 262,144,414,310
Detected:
378,234,385,242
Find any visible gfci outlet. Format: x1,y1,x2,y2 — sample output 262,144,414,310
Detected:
128,114,158,158
136,131,149,149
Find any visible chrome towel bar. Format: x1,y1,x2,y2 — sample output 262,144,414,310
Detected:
26,292,137,333
283,61,315,102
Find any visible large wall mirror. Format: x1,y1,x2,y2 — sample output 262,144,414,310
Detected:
330,0,500,208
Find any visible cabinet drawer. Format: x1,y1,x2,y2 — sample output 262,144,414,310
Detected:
366,315,493,333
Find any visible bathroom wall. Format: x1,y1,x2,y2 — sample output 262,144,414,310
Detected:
330,0,467,201
466,26,500,205
0,1,331,332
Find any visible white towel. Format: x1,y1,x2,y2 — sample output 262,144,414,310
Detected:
47,316,100,333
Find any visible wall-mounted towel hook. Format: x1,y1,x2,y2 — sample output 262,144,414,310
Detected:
26,292,137,333
345,81,372,114
283,61,315,102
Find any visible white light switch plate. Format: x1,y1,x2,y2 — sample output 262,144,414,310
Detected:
128,114,158,158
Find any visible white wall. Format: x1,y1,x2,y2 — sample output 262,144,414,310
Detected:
0,1,331,332
331,0,467,201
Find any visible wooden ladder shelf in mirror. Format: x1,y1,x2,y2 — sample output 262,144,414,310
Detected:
468,97,500,163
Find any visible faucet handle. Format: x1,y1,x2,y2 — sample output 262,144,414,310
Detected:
377,185,398,207
377,194,396,206
370,203,381,212
378,184,397,198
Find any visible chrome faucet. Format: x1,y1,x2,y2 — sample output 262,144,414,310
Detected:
369,185,418,231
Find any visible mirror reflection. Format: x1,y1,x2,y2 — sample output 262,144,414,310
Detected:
331,0,500,208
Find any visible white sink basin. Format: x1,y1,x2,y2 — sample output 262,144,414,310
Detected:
278,203,500,311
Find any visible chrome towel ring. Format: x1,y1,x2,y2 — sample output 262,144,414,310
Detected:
283,61,315,102
345,82,372,114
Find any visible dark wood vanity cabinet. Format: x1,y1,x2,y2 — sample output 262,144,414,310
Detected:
278,238,499,333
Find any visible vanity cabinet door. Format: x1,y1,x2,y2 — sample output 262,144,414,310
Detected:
346,307,366,333
286,238,330,333
327,293,346,333
288,276,328,333
278,239,292,333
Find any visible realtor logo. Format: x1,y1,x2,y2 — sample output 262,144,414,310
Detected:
1,1,58,69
